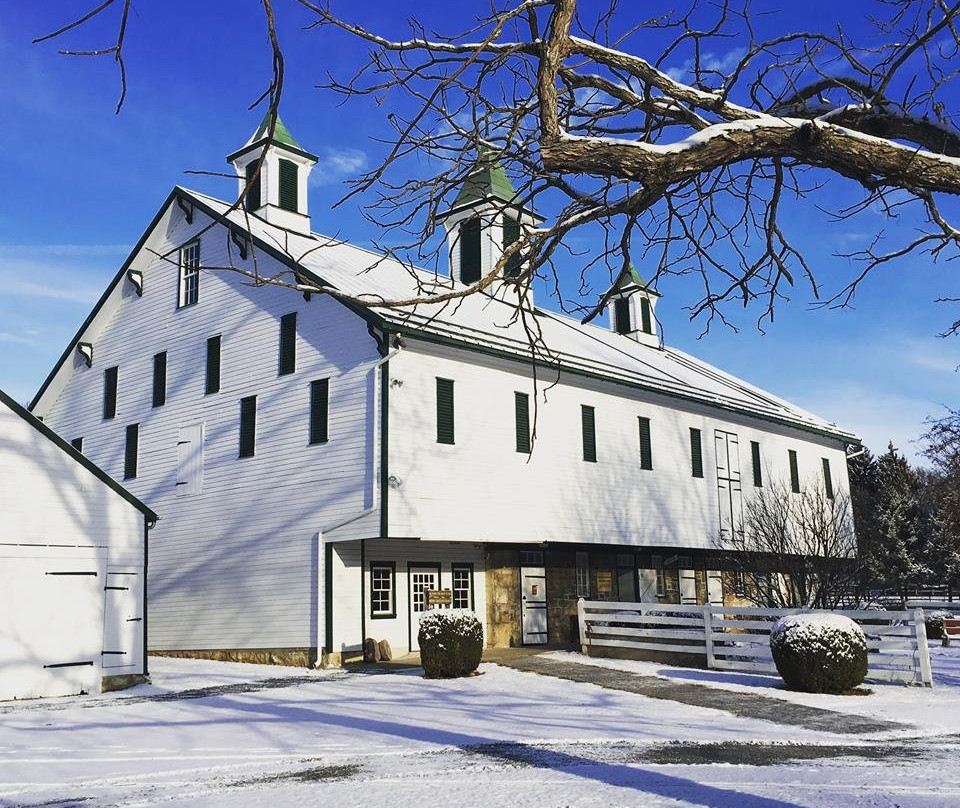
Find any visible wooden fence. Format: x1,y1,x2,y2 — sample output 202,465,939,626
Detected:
576,599,933,687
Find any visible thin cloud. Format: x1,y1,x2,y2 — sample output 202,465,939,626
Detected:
666,48,747,83
0,332,37,346
310,147,369,186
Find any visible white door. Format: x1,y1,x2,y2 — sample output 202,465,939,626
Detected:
679,568,698,604
521,567,548,644
706,570,724,606
102,570,144,670
409,566,440,651
176,424,204,496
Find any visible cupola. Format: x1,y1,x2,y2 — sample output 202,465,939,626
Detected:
606,265,660,345
436,155,543,286
227,113,318,235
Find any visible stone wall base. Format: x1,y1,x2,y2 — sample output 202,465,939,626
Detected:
151,648,316,668
101,673,150,693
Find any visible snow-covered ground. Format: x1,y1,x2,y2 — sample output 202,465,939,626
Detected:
545,641,960,737
1,648,958,808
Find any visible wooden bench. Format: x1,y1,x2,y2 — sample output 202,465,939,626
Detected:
943,618,960,647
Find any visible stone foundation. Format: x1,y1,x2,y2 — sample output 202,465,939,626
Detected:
485,548,522,647
151,647,316,668
101,673,150,693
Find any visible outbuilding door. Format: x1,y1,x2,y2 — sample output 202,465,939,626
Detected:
715,430,744,541
520,551,548,645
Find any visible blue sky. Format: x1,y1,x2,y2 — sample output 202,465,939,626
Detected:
0,1,956,463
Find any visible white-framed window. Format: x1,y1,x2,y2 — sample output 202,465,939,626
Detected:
575,551,590,598
452,565,473,610
652,554,666,597
178,241,200,308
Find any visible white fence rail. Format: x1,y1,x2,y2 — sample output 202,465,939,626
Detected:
577,599,933,687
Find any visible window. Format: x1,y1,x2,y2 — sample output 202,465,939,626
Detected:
576,552,590,598
751,440,763,487
152,351,167,408
514,391,530,453
459,217,481,284
278,312,297,376
178,241,200,308
452,564,474,610
244,161,261,211
502,216,521,278
278,158,298,212
239,396,257,458
436,378,455,444
638,416,653,470
640,297,653,334
70,437,83,453
822,457,834,500
614,297,631,334
581,405,597,462
103,366,118,420
788,449,800,493
124,423,139,480
652,554,666,597
310,378,329,445
690,427,704,478
370,563,396,618
205,335,221,395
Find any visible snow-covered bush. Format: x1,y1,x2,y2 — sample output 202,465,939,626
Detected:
418,610,483,678
924,610,954,640
769,613,868,693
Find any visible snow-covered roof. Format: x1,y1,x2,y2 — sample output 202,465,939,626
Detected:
182,189,857,443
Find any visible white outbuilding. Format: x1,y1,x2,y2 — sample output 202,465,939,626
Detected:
0,387,155,700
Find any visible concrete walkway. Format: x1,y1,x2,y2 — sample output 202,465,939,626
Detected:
484,650,905,735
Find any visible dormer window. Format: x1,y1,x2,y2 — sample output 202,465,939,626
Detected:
178,241,200,308
603,265,660,344
278,158,298,212
460,217,482,284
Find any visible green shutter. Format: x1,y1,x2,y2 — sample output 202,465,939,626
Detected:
152,352,167,408
239,396,257,458
278,158,298,212
640,297,653,334
436,378,455,444
751,440,763,487
245,162,261,211
614,297,631,334
690,428,704,478
515,391,530,453
123,423,138,480
103,366,118,420
310,378,329,445
503,216,521,277
581,405,597,462
822,457,834,500
459,218,482,284
205,335,221,395
789,449,800,493
279,312,297,376
638,416,652,470
70,437,83,453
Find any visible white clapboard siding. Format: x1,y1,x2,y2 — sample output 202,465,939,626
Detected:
389,339,851,547
36,202,383,651
578,600,934,686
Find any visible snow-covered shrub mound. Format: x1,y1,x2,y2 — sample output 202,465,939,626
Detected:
418,610,484,678
770,613,868,693
924,610,954,641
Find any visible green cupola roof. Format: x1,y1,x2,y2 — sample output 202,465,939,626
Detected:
452,159,520,209
249,112,303,151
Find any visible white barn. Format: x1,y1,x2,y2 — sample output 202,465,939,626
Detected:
30,117,859,664
0,388,154,699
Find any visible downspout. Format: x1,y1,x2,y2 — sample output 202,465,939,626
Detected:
314,334,402,665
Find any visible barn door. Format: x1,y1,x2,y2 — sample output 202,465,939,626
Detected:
176,424,204,496
715,430,743,542
520,550,547,645
102,570,144,670
679,569,698,604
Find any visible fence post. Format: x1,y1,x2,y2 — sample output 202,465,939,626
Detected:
913,608,934,687
703,605,715,669
577,598,588,655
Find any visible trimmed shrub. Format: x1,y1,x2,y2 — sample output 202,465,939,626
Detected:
418,610,484,678
770,613,868,693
